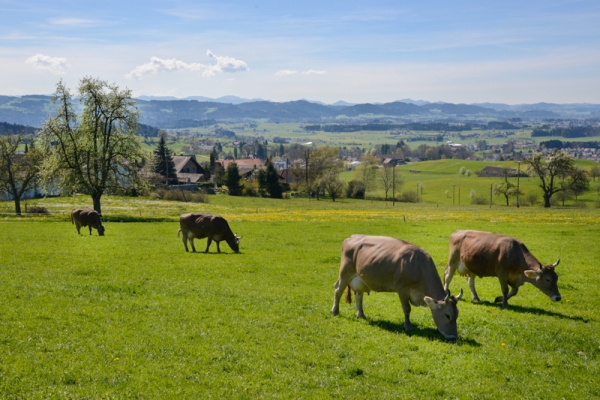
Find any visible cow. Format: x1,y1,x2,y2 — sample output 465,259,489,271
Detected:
71,209,105,236
443,230,561,309
332,235,462,340
178,213,241,253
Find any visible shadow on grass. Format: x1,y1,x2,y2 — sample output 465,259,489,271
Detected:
474,300,590,322
189,251,243,255
367,318,480,346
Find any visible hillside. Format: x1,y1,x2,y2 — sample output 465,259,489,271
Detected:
2,94,600,129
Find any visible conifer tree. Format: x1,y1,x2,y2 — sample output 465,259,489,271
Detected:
225,162,243,196
153,135,177,184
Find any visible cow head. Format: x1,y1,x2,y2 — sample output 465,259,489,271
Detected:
97,225,105,236
424,288,463,340
229,234,242,253
524,258,561,301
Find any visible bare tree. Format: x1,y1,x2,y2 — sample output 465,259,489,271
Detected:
0,133,44,216
355,154,379,199
40,78,145,214
379,164,403,200
590,165,600,181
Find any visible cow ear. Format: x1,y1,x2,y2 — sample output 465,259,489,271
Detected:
424,296,441,310
524,270,540,279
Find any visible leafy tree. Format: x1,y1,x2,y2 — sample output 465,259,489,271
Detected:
152,135,177,184
0,133,44,216
346,180,365,199
590,165,600,181
459,166,466,177
525,150,580,208
225,162,243,196
306,146,341,200
566,167,590,200
319,171,345,201
493,167,522,206
40,78,145,214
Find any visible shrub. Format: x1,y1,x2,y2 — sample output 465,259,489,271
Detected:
27,206,50,214
573,201,587,209
153,189,209,203
400,190,418,203
595,199,600,208
346,180,365,199
470,195,488,205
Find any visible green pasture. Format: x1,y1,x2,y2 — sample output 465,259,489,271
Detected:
341,159,600,206
1,195,599,398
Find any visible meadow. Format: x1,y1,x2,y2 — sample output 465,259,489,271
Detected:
1,194,599,398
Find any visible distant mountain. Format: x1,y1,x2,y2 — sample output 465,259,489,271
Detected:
396,98,431,106
2,93,600,128
136,95,265,104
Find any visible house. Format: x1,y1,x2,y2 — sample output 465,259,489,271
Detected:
172,155,207,183
380,154,406,167
216,158,265,179
477,166,517,177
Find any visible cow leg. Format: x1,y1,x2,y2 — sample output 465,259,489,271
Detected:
467,275,481,302
190,238,197,253
443,256,460,291
216,241,221,253
89,226,92,235
75,222,81,234
355,291,366,319
332,256,355,316
205,237,212,253
181,231,189,252
398,292,414,332
495,284,519,304
495,275,511,308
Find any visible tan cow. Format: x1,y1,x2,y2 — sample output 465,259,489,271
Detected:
178,213,241,253
444,230,561,308
332,235,462,340
71,209,105,236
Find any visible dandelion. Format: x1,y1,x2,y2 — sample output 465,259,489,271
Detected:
501,343,506,347
114,357,120,361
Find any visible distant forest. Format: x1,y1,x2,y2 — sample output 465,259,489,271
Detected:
540,140,600,149
303,121,520,133
531,126,600,138
0,122,38,135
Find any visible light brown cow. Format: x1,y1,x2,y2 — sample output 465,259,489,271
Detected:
71,209,105,236
178,213,241,253
444,230,561,308
332,235,462,340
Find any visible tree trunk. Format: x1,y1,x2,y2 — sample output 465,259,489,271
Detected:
92,193,102,215
13,197,22,217
543,193,551,208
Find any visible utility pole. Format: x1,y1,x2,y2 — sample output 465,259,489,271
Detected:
458,187,461,205
452,184,456,205
490,184,493,208
392,164,395,206
517,161,521,208
304,149,310,201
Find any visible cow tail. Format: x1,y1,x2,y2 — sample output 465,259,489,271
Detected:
177,229,181,238
70,210,74,225
345,285,352,304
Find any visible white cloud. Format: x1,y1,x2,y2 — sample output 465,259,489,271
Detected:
126,50,248,80
302,70,327,75
49,18,101,27
275,69,298,76
25,54,70,74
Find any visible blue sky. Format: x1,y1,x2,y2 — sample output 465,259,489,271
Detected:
1,0,599,104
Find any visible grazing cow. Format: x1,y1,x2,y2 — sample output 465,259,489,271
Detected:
444,230,561,309
71,209,105,236
332,235,462,340
178,213,241,253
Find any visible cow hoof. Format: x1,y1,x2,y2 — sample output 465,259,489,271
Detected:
404,323,414,332
494,296,504,303
472,297,481,303
331,307,339,316
356,313,366,319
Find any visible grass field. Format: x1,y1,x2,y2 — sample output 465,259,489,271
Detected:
1,194,599,398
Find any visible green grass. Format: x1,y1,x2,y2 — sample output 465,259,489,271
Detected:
1,195,599,398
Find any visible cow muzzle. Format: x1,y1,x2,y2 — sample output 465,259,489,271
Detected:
551,295,561,302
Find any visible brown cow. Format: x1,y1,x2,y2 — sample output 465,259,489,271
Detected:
332,235,462,340
444,230,561,308
178,213,241,253
71,209,105,236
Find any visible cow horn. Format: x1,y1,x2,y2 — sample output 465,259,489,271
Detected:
455,288,463,301
444,289,451,303
553,258,560,268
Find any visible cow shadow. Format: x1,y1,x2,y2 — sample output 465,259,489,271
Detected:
367,318,480,346
191,251,243,255
472,300,590,322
